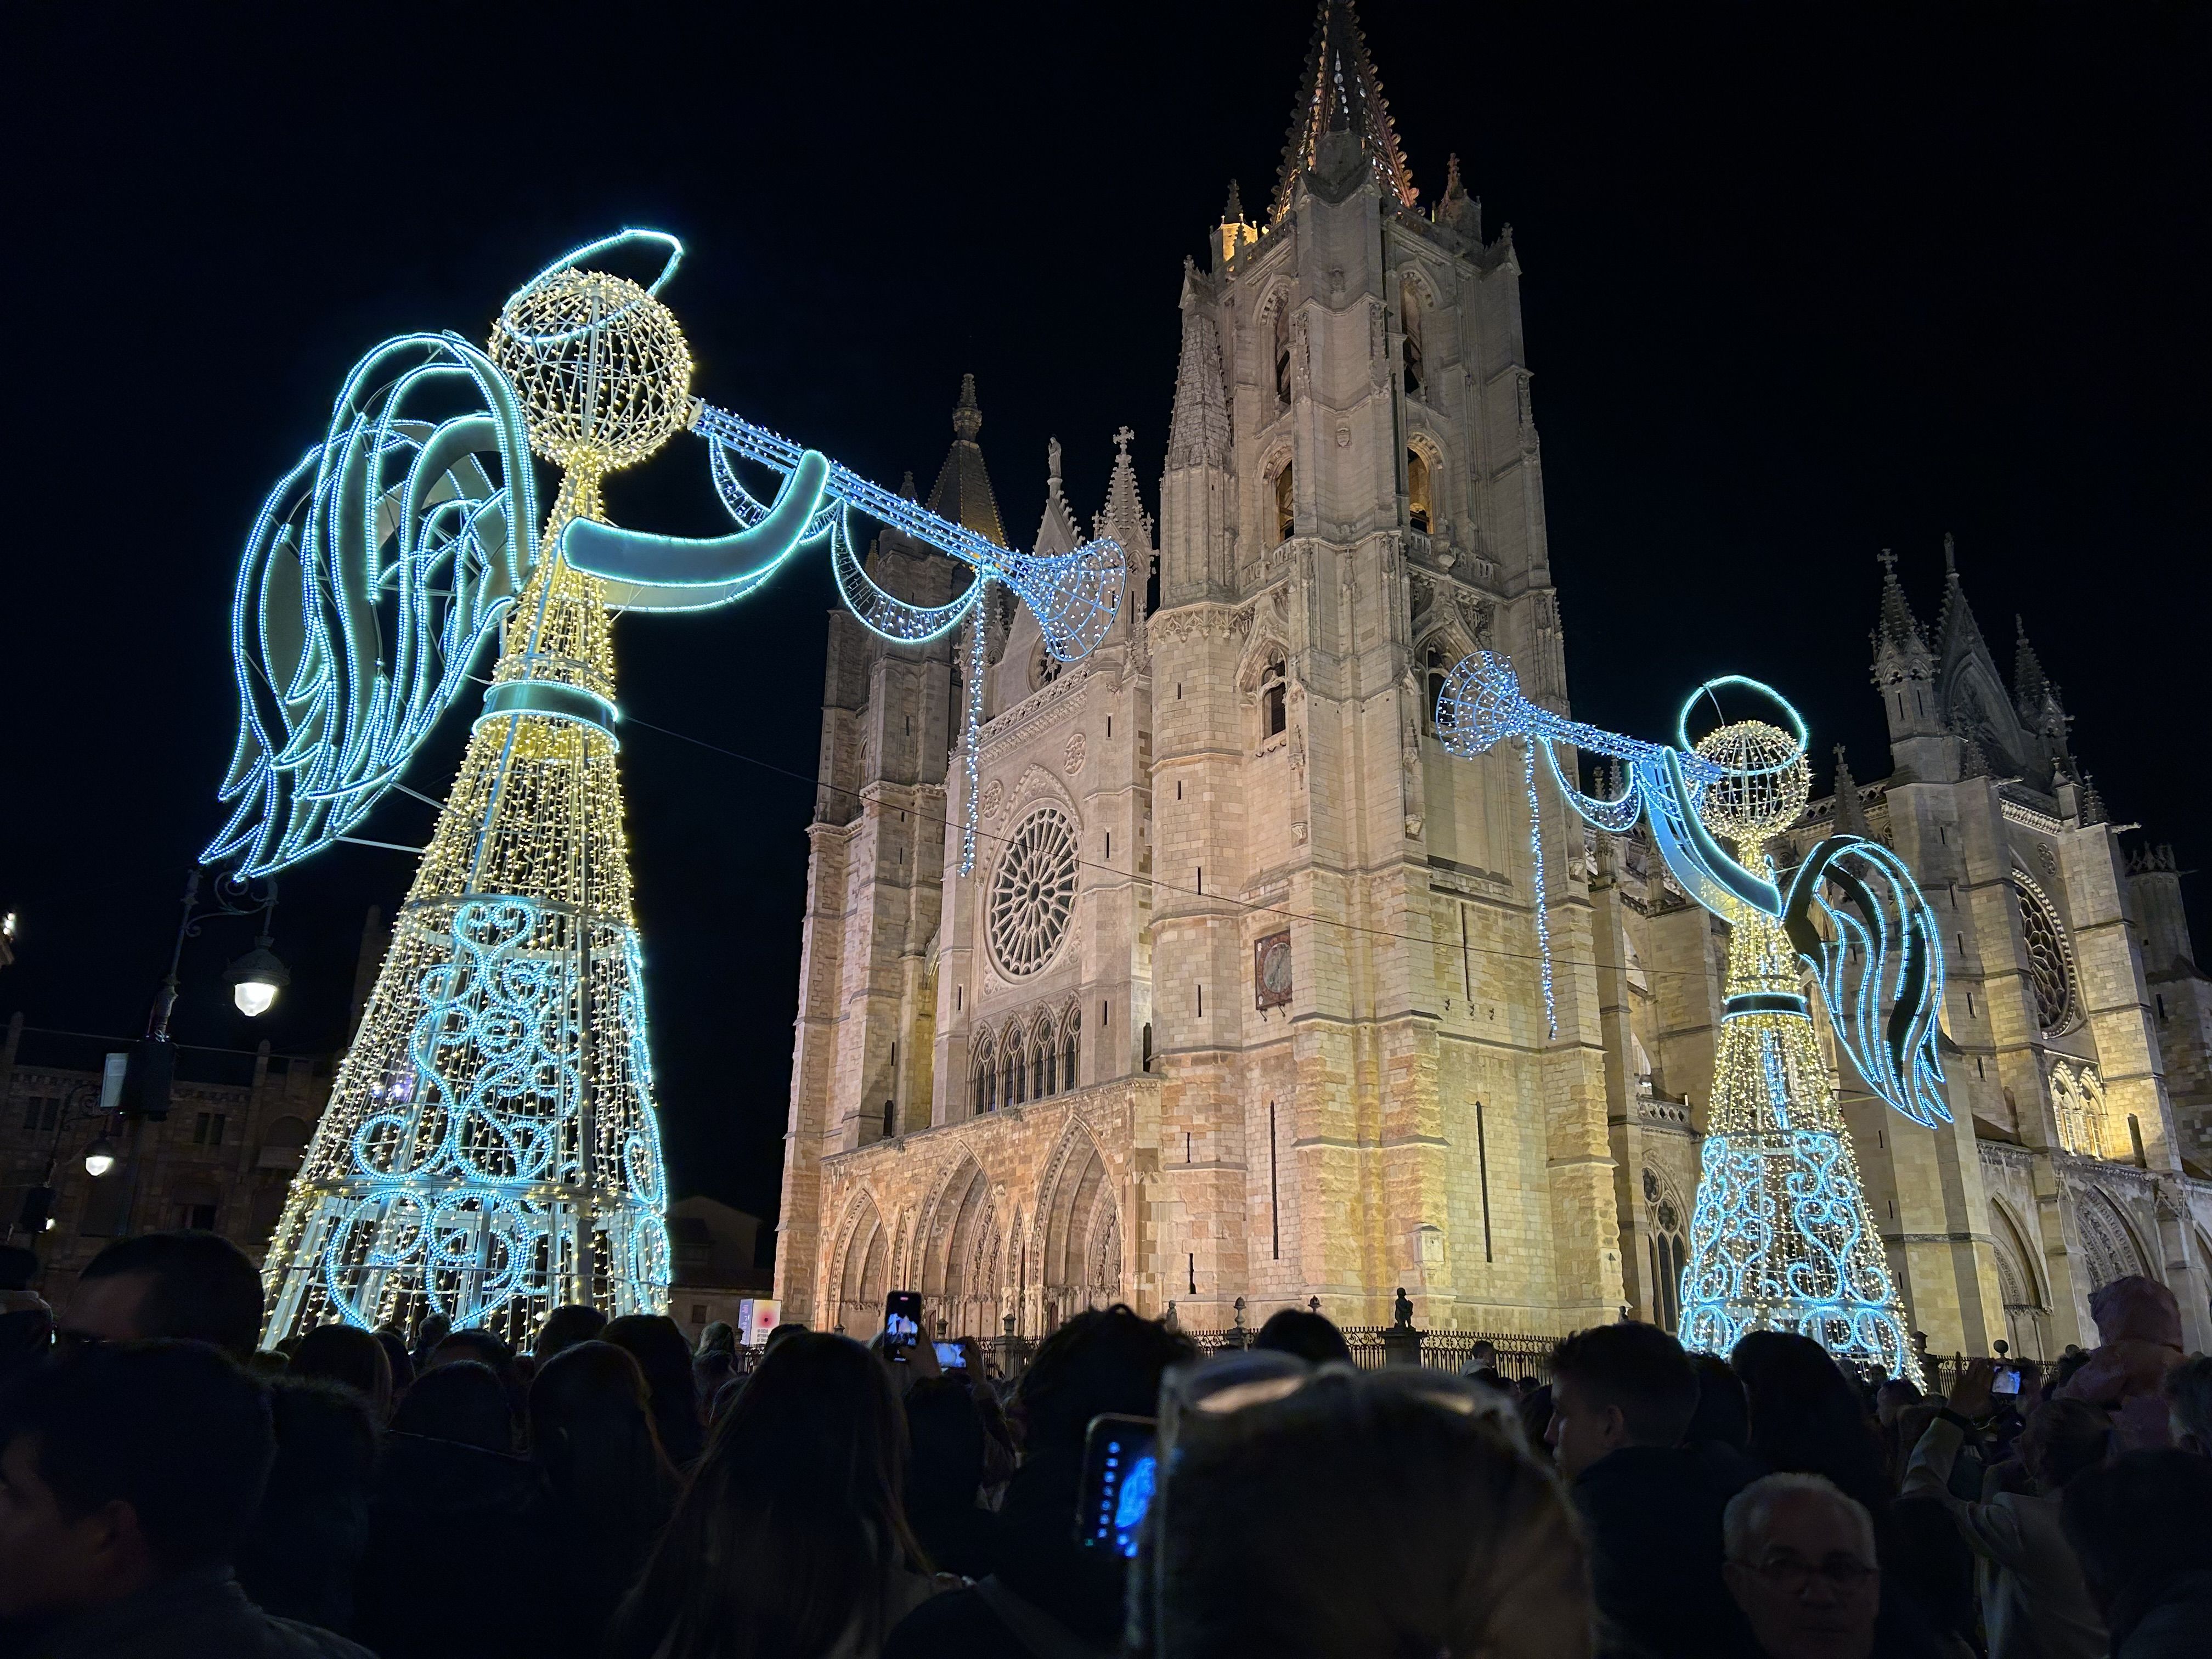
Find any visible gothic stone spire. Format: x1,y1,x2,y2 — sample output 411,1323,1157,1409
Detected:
1272,0,1418,222
1870,548,1934,687
926,374,1006,547
1166,266,1229,470
1933,532,1990,669
2012,611,2064,730
1832,744,1871,837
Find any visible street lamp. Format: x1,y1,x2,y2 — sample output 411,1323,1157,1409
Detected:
224,940,291,1018
83,1137,118,1179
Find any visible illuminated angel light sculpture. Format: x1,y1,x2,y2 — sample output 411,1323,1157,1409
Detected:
1436,653,1945,1379
225,230,1122,1342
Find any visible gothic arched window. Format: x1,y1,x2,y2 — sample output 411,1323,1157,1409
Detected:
1273,461,1294,545
1039,1022,1056,1097
1062,1010,1080,1094
1400,281,1424,396
1407,447,1431,534
1005,1041,1024,1108
1261,653,1288,738
1424,645,1448,735
973,1035,997,1115
1273,302,1291,409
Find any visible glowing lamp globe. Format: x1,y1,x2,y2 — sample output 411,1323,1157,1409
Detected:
225,944,290,1018
490,266,694,478
84,1138,117,1178
1692,719,1810,848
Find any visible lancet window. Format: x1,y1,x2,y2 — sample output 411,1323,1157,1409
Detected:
1261,653,1288,738
1407,447,1432,534
1274,461,1295,545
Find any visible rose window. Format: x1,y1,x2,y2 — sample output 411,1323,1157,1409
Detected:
988,808,1079,978
2012,874,2079,1036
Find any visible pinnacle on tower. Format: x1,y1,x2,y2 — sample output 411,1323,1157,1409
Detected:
1217,178,1260,266
1095,424,1153,558
1832,745,1871,837
1272,0,1418,221
1934,532,1989,665
1165,295,1229,470
926,375,1005,546
1870,548,1933,687
2012,612,2060,725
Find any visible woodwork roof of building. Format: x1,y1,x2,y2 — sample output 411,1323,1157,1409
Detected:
926,373,1006,549
1273,0,1418,222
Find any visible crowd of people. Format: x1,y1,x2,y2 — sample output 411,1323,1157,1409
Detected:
1,1230,2209,1658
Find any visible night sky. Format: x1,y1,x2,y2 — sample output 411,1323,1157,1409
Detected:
5,4,2205,1244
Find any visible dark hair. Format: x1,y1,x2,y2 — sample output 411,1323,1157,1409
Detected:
430,1327,516,1380
1549,1322,1699,1448
534,1302,608,1362
0,1340,273,1570
291,1323,393,1419
372,1328,414,1396
764,1321,806,1352
603,1314,706,1469
698,1321,737,1356
608,1332,921,1659
2061,1449,2212,1646
530,1340,674,1595
391,1358,512,1453
1160,1369,1592,1658
1684,1353,1749,1449
76,1231,264,1358
2019,1397,2110,1491
1015,1305,1195,1453
1254,1309,1355,1367
1730,1330,1889,1516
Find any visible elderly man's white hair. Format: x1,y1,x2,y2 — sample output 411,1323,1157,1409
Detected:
1723,1472,1877,1564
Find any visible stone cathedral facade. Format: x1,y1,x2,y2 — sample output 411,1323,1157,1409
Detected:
776,2,2212,1356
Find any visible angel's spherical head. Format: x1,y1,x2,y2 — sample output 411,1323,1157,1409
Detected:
491,266,693,476
1693,718,1810,846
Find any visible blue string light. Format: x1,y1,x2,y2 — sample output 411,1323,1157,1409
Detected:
1434,648,1942,1381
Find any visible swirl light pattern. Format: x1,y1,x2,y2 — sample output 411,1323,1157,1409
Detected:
1433,650,1939,1379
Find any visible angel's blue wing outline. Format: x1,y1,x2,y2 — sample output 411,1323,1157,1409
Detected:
205,334,538,877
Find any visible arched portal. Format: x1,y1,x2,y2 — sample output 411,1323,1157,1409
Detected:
1037,1127,1124,1333
833,1192,890,1338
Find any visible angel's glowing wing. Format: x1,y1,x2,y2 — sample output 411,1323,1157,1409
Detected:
1784,835,1952,1128
205,334,538,876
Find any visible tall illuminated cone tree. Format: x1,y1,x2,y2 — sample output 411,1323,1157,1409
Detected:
1436,657,1948,1381
210,233,1124,1342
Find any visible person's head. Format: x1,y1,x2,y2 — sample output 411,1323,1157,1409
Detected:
1158,1367,1591,1658
371,1328,414,1398
1872,1377,1921,1427
534,1303,607,1363
428,1326,515,1381
2019,1397,2111,1493
602,1313,705,1468
1723,1473,1881,1659
1014,1304,1194,1456
529,1340,672,1534
390,1358,512,1452
1466,1339,1498,1369
290,1322,394,1421
411,1310,451,1353
1544,1321,1699,1480
764,1321,806,1353
0,1340,273,1620
1685,1353,1750,1449
607,1332,918,1659
698,1320,736,1357
1730,1331,1888,1515
904,1375,986,1512
64,1231,264,1359
1252,1308,1355,1367
2061,1449,2212,1640
2163,1352,2212,1457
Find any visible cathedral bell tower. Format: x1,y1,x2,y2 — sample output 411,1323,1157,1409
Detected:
1146,0,1621,1329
